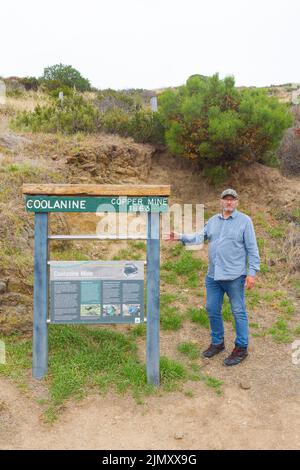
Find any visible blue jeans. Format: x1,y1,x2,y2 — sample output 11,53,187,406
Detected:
205,274,248,348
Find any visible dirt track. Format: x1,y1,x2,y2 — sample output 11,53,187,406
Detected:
1,328,300,450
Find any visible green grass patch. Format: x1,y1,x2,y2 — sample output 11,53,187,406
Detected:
187,307,209,329
246,288,260,309
50,248,90,261
0,327,190,421
160,306,183,331
160,271,178,285
112,248,141,260
266,227,285,239
278,299,295,316
160,356,188,391
184,272,200,289
177,342,200,360
162,251,207,276
128,323,147,338
267,318,291,343
128,241,146,251
3,163,41,177
160,293,177,307
249,322,260,329
222,296,234,323
260,262,270,274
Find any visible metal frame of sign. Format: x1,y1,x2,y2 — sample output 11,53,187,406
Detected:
23,184,170,386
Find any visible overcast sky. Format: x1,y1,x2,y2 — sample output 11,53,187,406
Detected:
1,0,299,90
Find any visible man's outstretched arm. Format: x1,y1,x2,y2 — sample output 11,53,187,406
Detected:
164,223,208,245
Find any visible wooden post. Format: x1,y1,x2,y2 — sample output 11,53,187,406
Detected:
32,212,49,379
146,211,160,386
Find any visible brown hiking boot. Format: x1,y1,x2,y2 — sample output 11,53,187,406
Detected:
202,342,225,358
223,346,248,366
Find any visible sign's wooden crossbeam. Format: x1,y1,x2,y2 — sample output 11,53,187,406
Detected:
22,184,171,196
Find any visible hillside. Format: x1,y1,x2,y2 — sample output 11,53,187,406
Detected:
0,91,300,450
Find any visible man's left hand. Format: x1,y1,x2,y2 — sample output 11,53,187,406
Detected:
245,275,255,289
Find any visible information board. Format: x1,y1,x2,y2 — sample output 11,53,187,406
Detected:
50,261,144,324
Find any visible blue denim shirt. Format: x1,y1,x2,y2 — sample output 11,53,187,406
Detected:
180,209,260,281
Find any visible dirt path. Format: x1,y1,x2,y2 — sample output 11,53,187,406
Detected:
1,330,300,450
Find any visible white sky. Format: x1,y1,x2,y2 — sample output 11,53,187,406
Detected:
0,0,299,90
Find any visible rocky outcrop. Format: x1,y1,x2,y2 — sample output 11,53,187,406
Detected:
64,135,155,184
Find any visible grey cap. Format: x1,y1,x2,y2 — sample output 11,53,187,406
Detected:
220,188,238,199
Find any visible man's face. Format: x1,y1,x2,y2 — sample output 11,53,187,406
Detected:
220,195,238,212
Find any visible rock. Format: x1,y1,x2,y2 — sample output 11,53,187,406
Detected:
0,281,7,294
0,133,30,150
174,432,184,440
239,381,251,390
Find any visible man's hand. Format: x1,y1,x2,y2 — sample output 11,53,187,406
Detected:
245,275,255,289
163,231,180,241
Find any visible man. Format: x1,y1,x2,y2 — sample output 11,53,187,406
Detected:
166,188,260,366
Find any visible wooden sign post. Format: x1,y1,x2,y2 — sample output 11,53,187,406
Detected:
23,184,171,386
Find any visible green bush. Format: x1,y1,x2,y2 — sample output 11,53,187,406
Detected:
100,109,165,144
127,110,165,144
13,94,101,133
20,76,39,91
41,63,91,92
97,89,138,112
158,73,293,180
40,79,74,98
100,108,131,135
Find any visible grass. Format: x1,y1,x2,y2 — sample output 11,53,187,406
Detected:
177,342,200,360
0,326,190,421
222,297,235,323
160,306,183,331
278,299,295,316
187,307,209,329
292,279,300,297
160,356,188,391
160,293,177,307
128,323,147,337
246,288,261,309
3,162,41,177
51,248,90,261
112,248,142,260
249,322,260,329
267,318,291,343
112,241,147,261
294,325,300,335
260,262,270,274
266,227,285,239
162,251,207,277
190,364,223,396
160,271,178,285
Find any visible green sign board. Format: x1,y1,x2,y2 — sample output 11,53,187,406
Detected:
25,196,169,213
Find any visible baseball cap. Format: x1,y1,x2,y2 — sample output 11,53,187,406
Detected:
220,188,238,199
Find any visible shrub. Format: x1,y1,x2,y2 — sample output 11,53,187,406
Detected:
40,63,91,92
13,94,101,133
100,108,165,144
20,76,39,91
127,110,165,144
158,73,293,180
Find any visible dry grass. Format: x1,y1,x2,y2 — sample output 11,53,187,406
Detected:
282,222,300,274
0,91,50,118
